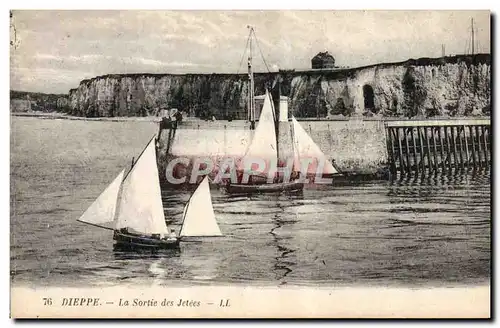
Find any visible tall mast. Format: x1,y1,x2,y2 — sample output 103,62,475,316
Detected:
247,26,256,130
471,18,475,56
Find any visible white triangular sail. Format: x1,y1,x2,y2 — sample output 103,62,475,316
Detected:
114,138,170,235
291,116,338,175
179,176,222,237
77,169,125,229
239,90,278,173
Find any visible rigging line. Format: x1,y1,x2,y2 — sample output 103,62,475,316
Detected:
236,34,251,75
252,29,272,73
77,220,114,231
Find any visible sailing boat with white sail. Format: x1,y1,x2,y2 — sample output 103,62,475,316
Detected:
221,27,339,193
222,90,339,193
77,135,222,250
290,116,339,180
179,175,222,238
222,90,304,194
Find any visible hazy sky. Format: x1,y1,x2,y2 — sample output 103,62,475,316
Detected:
10,10,491,94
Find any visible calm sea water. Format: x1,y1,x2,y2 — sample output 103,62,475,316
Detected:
10,117,491,288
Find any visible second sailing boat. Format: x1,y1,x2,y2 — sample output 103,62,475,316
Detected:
221,27,338,194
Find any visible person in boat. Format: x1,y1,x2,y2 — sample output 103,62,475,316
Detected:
157,107,171,141
290,170,300,181
174,111,183,127
170,108,181,130
165,229,177,241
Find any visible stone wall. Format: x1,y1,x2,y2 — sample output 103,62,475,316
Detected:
156,119,388,181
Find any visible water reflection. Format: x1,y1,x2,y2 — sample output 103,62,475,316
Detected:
269,214,293,282
112,244,181,260
392,167,491,186
388,168,490,194
269,195,303,284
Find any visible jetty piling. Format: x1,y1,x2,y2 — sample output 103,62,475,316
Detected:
385,119,490,176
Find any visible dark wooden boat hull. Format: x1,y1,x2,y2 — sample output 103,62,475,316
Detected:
223,180,304,194
113,231,180,250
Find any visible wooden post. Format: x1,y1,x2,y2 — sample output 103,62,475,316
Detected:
464,125,470,167
417,127,425,174
392,127,398,173
404,128,411,173
474,125,480,167
476,125,482,166
385,127,392,172
470,125,477,168
410,127,417,174
442,125,450,169
388,127,397,173
481,125,490,166
457,126,465,171
475,125,483,166
438,127,446,172
480,125,486,166
397,127,405,174
482,125,489,164
451,126,459,171
444,126,453,172
384,126,391,171
424,126,432,173
431,127,439,173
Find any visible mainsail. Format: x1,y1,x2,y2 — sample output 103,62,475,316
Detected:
114,137,170,235
179,176,222,237
239,90,278,174
77,169,125,230
291,116,338,175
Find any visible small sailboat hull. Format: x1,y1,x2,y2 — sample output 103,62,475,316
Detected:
223,180,304,194
113,230,180,250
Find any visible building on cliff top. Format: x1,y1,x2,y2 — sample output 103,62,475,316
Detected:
311,51,336,69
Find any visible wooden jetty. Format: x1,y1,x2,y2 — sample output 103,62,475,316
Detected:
385,119,491,176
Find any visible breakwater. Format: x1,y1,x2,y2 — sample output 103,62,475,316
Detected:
385,119,491,176
157,119,387,181
156,117,491,181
